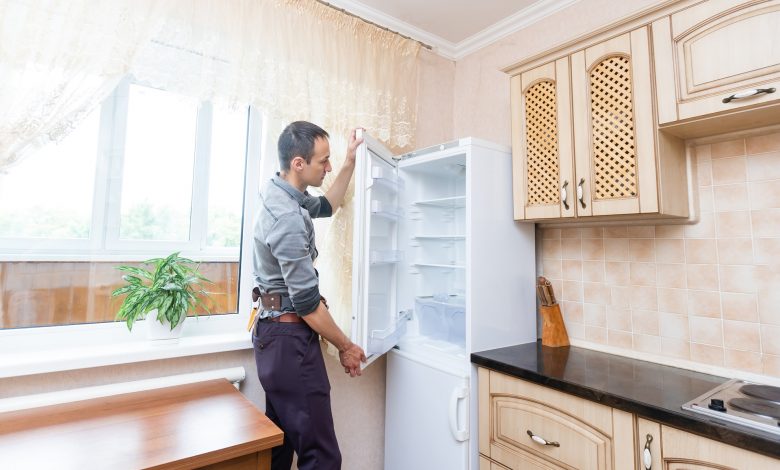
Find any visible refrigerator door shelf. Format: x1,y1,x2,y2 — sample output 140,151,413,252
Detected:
370,200,404,221
368,310,411,355
370,166,404,191
369,249,403,265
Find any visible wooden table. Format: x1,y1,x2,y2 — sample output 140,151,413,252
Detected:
0,379,283,469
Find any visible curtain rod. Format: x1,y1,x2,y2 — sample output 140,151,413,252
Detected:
315,0,433,50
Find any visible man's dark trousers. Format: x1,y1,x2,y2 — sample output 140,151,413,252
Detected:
253,320,341,470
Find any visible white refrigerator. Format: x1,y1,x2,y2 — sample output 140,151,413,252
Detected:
350,131,536,470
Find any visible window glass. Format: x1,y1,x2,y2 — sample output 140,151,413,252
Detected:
0,83,254,330
0,110,100,239
119,85,198,241
207,105,247,248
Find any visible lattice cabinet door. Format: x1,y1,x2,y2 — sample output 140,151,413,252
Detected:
571,28,659,217
510,58,575,220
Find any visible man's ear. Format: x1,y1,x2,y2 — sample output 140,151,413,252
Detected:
290,155,305,171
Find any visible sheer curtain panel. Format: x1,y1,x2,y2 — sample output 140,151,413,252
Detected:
0,0,164,171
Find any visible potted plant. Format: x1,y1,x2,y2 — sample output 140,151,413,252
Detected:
112,252,212,341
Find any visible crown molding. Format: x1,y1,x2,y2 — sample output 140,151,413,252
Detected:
325,0,580,61
454,0,579,60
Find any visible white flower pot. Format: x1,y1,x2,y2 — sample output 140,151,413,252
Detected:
145,309,185,343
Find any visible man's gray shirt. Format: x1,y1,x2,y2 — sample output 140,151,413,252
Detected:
253,174,333,316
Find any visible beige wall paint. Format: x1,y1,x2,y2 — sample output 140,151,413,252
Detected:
415,48,456,148
415,0,664,147
0,346,387,470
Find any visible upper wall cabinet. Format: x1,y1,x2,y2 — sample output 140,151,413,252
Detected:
653,0,780,136
510,26,689,222
571,29,660,217
510,58,575,220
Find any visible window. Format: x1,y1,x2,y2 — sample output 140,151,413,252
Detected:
0,110,101,241
0,80,259,329
119,85,198,242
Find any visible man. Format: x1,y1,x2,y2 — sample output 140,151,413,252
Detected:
251,120,367,470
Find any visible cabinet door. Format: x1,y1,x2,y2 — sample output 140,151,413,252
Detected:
572,28,658,216
511,58,575,220
636,418,661,470
658,0,780,123
486,371,617,470
660,425,779,469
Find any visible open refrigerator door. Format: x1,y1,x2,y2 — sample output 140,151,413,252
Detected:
351,129,411,366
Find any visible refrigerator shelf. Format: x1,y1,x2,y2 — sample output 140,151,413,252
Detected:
412,235,465,240
371,200,404,221
413,195,466,208
412,263,465,269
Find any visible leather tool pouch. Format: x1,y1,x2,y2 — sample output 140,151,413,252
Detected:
260,293,283,311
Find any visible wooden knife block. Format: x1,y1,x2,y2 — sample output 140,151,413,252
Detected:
540,304,570,347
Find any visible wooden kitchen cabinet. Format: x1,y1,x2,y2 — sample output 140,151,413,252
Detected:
636,417,779,470
653,0,780,135
509,26,688,222
571,27,687,219
478,368,634,470
510,58,575,221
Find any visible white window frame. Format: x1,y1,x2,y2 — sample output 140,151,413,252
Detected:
0,79,249,263
0,95,269,379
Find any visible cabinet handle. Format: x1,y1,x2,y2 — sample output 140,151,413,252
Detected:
643,434,653,470
722,87,776,103
561,180,569,210
577,177,587,209
527,430,560,447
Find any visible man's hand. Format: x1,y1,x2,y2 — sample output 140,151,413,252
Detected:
301,301,367,377
345,127,364,165
324,127,364,209
339,342,367,377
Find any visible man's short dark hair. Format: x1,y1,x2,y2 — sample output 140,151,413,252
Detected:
278,121,330,171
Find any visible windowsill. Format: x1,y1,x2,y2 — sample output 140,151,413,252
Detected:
0,315,253,379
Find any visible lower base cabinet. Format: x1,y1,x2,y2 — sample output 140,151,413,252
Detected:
480,455,510,470
479,368,780,470
637,417,779,470
478,368,634,469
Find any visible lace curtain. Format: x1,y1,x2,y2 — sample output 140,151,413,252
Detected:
131,0,421,344
1,0,421,343
0,0,165,171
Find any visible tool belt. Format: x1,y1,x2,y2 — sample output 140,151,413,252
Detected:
248,287,296,332
252,288,295,312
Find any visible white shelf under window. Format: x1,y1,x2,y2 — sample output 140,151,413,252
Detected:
413,196,466,208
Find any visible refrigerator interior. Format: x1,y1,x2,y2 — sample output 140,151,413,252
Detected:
357,144,470,365
396,152,469,363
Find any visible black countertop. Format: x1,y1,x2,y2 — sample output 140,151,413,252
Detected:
471,341,780,460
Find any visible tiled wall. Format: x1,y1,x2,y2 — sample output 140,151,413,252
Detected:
540,131,780,378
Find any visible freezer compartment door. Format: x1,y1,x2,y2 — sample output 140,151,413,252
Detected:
351,130,408,365
385,348,469,470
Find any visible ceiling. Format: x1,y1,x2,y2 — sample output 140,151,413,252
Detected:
326,0,579,60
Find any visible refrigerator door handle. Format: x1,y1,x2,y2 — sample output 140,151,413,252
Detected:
448,386,469,442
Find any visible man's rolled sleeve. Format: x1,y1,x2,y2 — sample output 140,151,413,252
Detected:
302,194,333,219
266,213,321,315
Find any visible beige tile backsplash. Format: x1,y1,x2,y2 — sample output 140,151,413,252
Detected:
539,131,780,377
